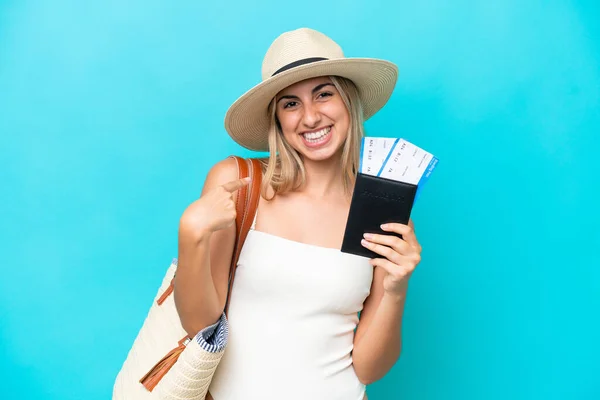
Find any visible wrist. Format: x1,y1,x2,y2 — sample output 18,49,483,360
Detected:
192,229,212,245
179,220,213,245
383,286,408,303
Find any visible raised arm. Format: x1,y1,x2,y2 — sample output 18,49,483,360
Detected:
174,157,250,337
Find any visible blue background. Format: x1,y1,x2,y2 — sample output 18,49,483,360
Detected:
1,0,599,399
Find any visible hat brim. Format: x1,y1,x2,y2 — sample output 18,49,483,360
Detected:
224,58,398,151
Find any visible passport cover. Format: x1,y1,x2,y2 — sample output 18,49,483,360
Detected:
341,173,418,259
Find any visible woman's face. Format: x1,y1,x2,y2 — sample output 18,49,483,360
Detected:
275,76,350,162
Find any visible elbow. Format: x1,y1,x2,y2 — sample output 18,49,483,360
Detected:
356,374,378,386
354,348,402,385
176,302,222,339
355,366,387,386
174,289,223,338
180,310,222,338
178,313,201,338
176,314,203,339
181,322,202,339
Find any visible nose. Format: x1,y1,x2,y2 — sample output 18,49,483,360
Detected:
301,101,321,129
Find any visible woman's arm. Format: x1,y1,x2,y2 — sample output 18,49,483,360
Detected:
174,157,247,337
352,268,407,385
352,220,422,385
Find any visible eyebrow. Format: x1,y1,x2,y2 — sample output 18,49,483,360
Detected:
277,83,334,103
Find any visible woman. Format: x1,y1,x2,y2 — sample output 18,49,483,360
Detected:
174,28,422,399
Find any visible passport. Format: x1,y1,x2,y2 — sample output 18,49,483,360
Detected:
341,137,439,258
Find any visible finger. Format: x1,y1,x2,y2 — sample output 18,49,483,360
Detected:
370,257,416,277
408,218,416,232
369,257,399,274
361,239,401,264
363,232,410,255
222,177,252,193
381,222,419,248
407,219,422,252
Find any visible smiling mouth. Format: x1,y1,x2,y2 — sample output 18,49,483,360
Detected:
302,126,332,143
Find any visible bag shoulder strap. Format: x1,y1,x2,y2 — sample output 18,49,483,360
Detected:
225,156,262,314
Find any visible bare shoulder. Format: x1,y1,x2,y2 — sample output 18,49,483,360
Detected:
201,157,241,195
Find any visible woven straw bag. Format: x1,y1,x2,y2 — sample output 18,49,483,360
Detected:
113,156,262,399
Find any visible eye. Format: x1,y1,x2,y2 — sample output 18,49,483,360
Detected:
283,101,298,109
317,91,334,100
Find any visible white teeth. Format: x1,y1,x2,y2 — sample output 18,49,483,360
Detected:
303,127,331,142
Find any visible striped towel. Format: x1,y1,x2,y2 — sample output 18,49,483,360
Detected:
195,312,229,353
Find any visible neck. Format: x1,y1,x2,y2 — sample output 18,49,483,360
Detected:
299,154,347,199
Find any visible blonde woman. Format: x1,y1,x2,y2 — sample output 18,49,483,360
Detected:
175,28,423,400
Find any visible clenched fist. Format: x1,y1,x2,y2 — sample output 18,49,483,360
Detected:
179,176,252,240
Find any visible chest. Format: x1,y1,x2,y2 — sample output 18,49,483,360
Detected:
236,231,374,315
255,194,350,250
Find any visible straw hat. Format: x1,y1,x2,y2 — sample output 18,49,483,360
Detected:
224,28,399,151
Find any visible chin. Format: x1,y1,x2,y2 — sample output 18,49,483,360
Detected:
298,143,344,162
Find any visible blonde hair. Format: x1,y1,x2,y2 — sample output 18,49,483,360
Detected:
260,76,365,200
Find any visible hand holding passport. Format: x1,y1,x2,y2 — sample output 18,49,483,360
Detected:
341,137,439,259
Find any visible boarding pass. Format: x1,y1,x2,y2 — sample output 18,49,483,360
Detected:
359,137,439,199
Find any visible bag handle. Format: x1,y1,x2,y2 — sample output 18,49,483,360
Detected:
225,156,262,314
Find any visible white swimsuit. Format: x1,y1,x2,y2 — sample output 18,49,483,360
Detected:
208,215,374,399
